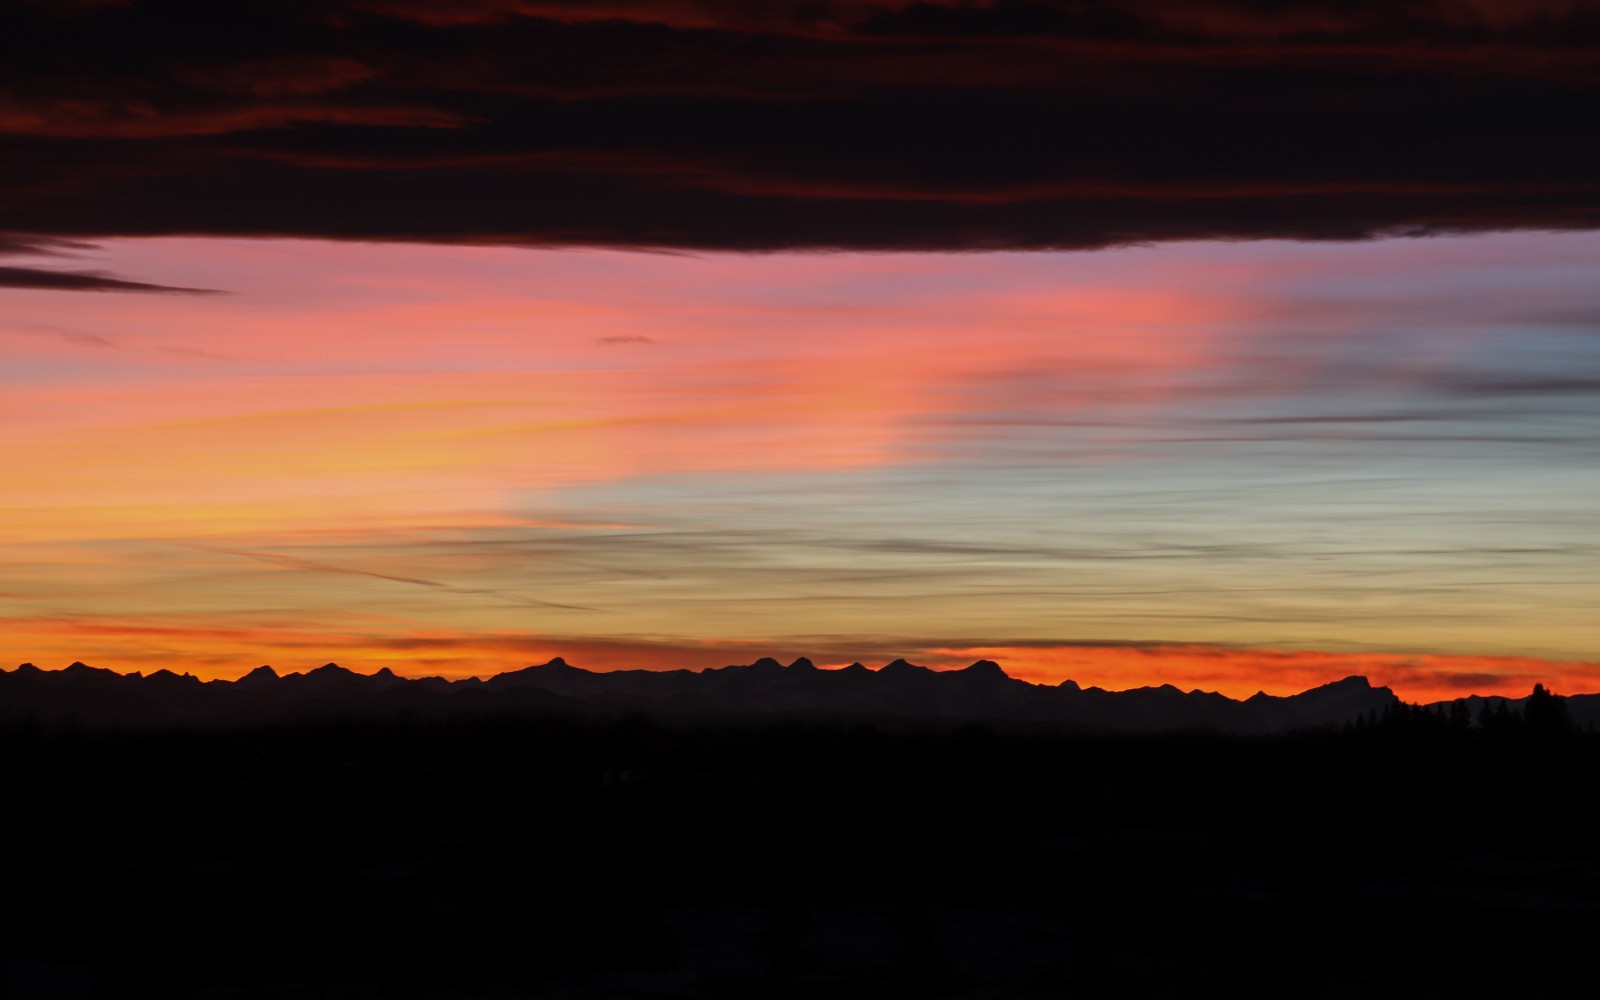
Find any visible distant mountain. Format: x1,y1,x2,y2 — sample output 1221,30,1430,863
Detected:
8,656,1585,734
0,655,1469,734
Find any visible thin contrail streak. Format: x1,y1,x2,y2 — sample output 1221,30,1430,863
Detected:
175,544,612,614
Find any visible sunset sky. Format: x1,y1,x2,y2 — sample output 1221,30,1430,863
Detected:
4,1,1599,701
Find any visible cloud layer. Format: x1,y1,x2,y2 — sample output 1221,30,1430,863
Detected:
4,0,1599,249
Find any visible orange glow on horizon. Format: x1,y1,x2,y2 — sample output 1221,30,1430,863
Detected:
928,645,1600,704
4,614,1593,704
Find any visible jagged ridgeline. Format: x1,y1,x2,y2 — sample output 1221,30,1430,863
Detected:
1,657,1585,734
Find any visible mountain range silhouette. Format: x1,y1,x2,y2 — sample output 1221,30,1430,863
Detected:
2,657,1579,733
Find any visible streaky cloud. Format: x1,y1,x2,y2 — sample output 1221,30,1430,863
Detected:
186,544,613,614
0,265,217,294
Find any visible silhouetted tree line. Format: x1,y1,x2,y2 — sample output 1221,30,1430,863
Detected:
1349,684,1578,742
2,707,1599,998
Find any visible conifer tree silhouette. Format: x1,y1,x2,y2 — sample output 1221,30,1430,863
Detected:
1525,683,1571,738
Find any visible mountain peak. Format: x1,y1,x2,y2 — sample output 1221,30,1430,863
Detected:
292,662,362,689
62,661,117,679
958,659,1009,681
1287,676,1389,702
749,656,784,670
236,665,279,687
788,657,817,671
881,658,927,675
146,668,199,687
540,657,571,669
56,661,122,687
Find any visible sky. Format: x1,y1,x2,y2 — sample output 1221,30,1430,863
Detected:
3,1,1599,701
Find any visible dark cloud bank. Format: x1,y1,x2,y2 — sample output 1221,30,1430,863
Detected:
4,0,1599,253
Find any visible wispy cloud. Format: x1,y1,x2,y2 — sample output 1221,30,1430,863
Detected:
45,327,117,348
182,543,613,614
22,324,241,360
0,238,220,294
0,265,217,294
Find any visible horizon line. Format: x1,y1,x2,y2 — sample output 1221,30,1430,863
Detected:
4,655,1578,706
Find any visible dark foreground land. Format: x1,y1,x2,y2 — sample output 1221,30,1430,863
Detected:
2,712,1598,999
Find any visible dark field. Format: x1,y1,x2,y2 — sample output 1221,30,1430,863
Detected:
3,714,1597,998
